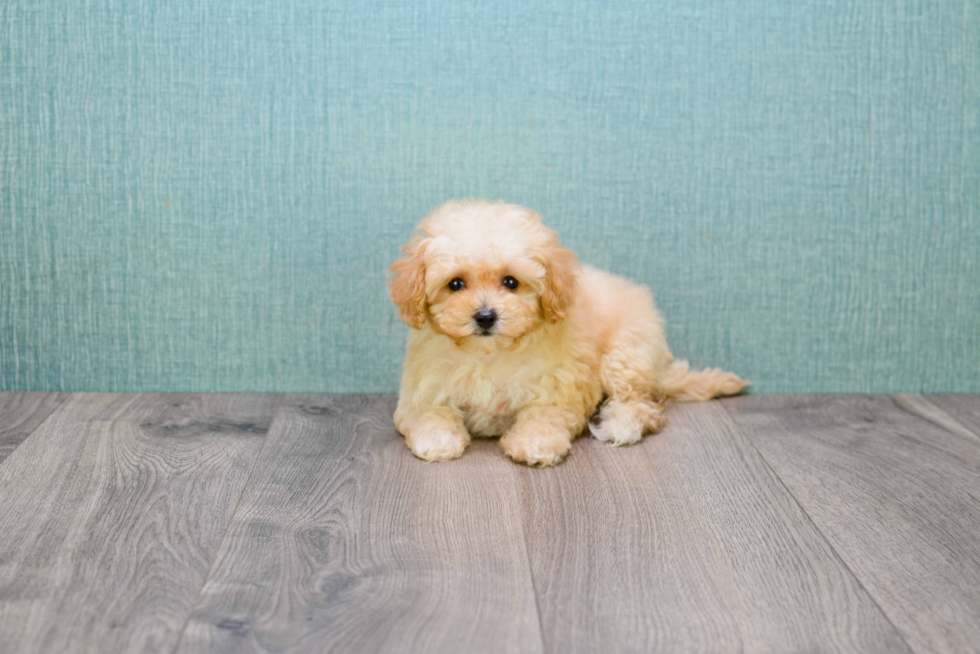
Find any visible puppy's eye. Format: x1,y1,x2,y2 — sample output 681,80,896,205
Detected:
502,276,519,290
448,278,465,292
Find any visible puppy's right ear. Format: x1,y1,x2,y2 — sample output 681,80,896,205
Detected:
388,238,429,329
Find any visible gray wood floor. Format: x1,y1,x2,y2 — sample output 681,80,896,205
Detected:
0,394,978,653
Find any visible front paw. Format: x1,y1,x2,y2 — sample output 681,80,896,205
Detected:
406,429,468,462
500,429,572,467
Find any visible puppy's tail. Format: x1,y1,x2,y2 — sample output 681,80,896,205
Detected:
661,359,748,402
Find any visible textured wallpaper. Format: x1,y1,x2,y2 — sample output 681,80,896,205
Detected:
1,1,978,393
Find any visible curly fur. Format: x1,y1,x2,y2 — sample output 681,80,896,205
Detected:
389,200,747,466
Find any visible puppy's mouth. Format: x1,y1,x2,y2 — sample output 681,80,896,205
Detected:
476,327,495,337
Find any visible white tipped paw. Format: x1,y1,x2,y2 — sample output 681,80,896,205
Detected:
407,429,468,462
500,432,571,467
590,419,642,447
590,399,665,446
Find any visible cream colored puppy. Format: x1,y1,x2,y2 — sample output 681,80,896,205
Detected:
389,200,746,466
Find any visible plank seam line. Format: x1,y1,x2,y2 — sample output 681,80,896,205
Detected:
0,392,71,474
169,395,283,654
513,468,549,654
913,394,980,447
718,399,917,654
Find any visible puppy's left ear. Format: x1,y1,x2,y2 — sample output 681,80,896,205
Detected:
539,240,579,323
388,238,429,328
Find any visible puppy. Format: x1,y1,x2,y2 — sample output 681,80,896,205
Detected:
388,200,746,466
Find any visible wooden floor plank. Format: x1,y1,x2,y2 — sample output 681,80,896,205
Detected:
176,395,543,654
0,392,70,465
0,392,281,654
723,394,980,654
920,394,980,442
516,401,909,654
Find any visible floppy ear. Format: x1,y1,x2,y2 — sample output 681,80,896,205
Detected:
539,241,579,323
388,238,429,328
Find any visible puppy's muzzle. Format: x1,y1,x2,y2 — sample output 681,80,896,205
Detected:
473,308,497,335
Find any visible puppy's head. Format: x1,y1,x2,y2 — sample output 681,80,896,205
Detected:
389,200,579,348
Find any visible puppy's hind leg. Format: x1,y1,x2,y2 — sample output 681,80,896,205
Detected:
591,395,667,447
591,332,670,447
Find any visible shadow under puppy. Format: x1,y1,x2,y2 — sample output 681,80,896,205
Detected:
389,200,746,466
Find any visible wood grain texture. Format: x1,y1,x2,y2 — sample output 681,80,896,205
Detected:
723,394,980,654
921,394,980,442
516,401,909,653
176,395,543,654
0,392,69,465
0,392,281,654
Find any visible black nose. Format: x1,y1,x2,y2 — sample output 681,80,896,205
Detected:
474,308,497,330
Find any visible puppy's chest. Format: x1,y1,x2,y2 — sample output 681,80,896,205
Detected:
453,362,534,437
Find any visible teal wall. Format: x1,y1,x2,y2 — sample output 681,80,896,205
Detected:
1,1,978,393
